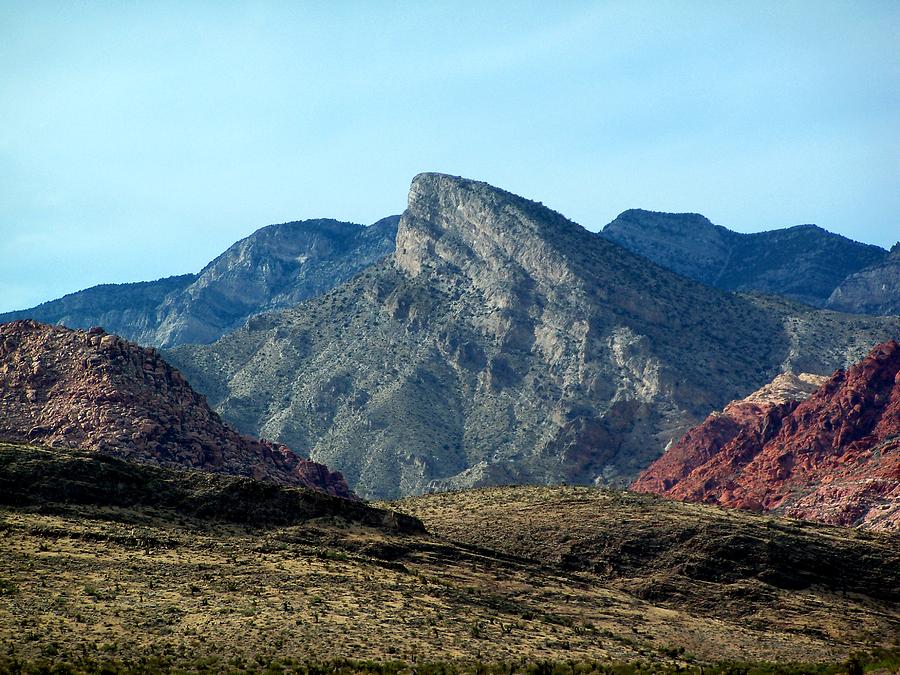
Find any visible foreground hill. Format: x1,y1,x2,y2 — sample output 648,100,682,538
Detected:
601,209,888,308
633,341,900,531
2,446,898,671
0,320,351,496
827,244,900,316
169,173,900,499
0,216,398,347
395,485,900,616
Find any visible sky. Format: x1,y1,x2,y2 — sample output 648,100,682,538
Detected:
1,1,898,312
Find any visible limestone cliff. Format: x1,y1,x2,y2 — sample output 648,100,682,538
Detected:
169,174,900,499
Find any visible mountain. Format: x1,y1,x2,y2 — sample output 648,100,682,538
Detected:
0,274,198,343
0,320,351,497
826,243,900,315
632,341,900,531
168,173,900,499
0,216,399,347
601,209,888,308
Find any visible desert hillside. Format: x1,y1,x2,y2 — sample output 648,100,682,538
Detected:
1,444,898,672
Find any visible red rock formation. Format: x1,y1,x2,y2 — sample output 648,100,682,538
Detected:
632,351,900,532
0,320,352,498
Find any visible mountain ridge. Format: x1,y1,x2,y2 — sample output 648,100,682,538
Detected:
0,216,399,347
632,340,900,531
826,243,900,315
601,208,888,308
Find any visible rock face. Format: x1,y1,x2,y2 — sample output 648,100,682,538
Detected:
0,320,352,498
168,174,900,499
0,217,399,347
602,210,888,309
826,243,900,316
632,342,900,531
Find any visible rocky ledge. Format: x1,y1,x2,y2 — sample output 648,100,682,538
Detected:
0,320,352,498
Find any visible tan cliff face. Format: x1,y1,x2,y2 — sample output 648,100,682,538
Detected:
738,372,828,405
633,342,900,531
0,320,352,498
168,174,900,500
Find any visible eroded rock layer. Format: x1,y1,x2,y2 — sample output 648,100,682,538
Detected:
0,320,351,497
633,342,900,530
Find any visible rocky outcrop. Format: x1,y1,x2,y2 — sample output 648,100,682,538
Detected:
169,174,900,499
826,243,900,316
632,342,900,531
0,217,399,347
602,210,888,309
0,320,352,498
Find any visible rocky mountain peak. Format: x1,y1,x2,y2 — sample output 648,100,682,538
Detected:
154,216,399,346
169,174,900,500
601,209,733,286
396,173,591,300
603,210,888,308
0,320,352,497
612,209,718,234
0,217,399,348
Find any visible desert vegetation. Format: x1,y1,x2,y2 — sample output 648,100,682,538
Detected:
1,445,898,672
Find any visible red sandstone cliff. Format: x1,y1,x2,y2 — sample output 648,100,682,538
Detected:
632,346,900,531
0,320,352,498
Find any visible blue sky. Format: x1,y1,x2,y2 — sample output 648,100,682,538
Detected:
1,1,898,312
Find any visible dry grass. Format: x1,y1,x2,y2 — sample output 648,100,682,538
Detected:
1,447,899,671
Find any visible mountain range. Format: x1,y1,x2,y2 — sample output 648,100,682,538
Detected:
4,204,897,357
0,216,398,347
3,171,899,668
602,208,896,312
3,173,899,504
167,174,900,499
